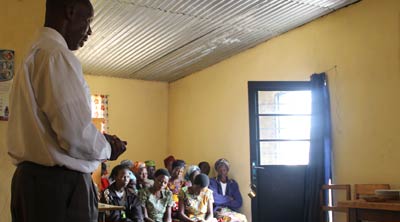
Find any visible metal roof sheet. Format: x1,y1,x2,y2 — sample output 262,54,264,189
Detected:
76,0,360,82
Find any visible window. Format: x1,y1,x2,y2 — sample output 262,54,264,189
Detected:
91,94,109,133
249,82,311,166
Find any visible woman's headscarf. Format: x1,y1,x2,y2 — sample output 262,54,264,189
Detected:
214,158,230,171
164,155,175,168
185,165,200,181
120,159,133,167
145,160,156,167
132,161,146,174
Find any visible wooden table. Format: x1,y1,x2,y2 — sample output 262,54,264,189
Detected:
337,200,400,222
98,203,125,222
98,203,125,212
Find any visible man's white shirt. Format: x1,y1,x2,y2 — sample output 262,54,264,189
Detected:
7,27,111,173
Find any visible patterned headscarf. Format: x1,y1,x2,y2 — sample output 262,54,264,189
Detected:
132,161,146,174
214,158,230,171
120,159,134,168
185,165,200,181
145,160,156,167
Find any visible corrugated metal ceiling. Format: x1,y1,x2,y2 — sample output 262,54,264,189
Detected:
76,0,360,82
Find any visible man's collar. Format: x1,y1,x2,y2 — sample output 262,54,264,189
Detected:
41,27,69,50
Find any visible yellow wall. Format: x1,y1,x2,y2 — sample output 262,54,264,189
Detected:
85,75,169,170
168,0,400,220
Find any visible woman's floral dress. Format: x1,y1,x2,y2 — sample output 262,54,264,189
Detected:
179,186,214,221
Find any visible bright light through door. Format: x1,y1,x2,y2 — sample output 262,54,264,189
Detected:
258,91,311,165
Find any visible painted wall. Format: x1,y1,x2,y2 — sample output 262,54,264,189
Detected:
168,0,400,220
85,75,169,170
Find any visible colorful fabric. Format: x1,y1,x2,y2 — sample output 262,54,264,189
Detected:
179,186,214,220
91,94,109,133
214,158,230,171
132,161,146,173
145,160,156,167
139,188,174,222
168,179,188,200
168,179,190,219
169,179,186,192
215,207,247,222
100,177,110,192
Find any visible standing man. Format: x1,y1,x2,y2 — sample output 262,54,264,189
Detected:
7,0,126,221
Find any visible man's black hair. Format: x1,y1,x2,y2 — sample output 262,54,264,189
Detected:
46,0,90,9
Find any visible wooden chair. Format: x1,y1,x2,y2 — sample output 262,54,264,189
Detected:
354,184,391,200
320,184,351,222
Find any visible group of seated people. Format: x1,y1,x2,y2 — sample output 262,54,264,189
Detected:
99,156,247,222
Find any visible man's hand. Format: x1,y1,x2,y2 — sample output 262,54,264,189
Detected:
104,134,127,160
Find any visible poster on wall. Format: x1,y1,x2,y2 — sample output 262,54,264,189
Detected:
0,49,14,121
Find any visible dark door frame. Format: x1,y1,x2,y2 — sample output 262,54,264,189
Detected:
248,81,311,222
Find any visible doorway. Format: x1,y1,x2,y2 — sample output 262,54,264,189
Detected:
248,81,311,222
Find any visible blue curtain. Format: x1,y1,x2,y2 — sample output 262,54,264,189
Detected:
303,73,333,222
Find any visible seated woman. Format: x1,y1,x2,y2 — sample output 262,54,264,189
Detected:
209,159,247,222
133,161,154,190
101,164,144,222
179,174,217,222
139,169,174,222
100,162,110,192
164,155,176,175
167,160,188,220
145,160,157,180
